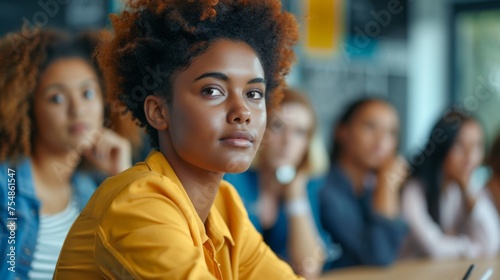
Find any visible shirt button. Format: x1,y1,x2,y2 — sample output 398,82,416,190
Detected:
24,247,32,256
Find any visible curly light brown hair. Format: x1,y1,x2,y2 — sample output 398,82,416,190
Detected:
97,0,299,148
0,29,140,161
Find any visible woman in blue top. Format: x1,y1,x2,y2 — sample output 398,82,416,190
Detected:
320,98,408,269
0,29,136,280
225,88,329,278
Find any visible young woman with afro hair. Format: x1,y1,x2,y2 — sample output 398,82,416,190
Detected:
0,29,137,280
54,0,301,279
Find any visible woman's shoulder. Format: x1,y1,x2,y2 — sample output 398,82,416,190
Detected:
80,162,183,217
104,161,179,194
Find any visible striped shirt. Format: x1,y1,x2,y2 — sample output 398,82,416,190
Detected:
28,199,79,280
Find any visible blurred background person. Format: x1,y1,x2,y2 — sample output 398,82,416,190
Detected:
401,110,500,259
225,88,329,278
0,29,139,280
319,98,408,269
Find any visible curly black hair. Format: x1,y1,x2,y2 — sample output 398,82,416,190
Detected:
97,0,298,149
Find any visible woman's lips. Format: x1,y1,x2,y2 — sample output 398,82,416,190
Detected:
68,123,89,134
221,138,252,148
220,131,254,148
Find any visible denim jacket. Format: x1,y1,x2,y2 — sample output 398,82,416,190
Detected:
0,159,96,280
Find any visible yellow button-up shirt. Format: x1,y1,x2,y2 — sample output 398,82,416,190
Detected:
54,150,301,279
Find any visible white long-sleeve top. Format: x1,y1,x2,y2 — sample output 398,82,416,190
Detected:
400,179,500,259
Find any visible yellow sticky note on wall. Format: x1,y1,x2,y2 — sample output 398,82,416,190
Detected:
305,0,343,53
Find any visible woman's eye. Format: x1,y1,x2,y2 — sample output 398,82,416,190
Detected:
246,90,264,100
202,88,224,97
50,93,64,104
84,89,96,100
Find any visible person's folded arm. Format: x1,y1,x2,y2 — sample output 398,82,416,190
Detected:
465,191,500,257
402,181,481,259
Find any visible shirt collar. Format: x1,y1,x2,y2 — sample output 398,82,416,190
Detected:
206,204,235,251
144,149,235,251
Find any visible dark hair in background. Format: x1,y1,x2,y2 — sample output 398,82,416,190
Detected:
330,97,390,162
409,110,479,225
97,0,299,149
487,134,500,176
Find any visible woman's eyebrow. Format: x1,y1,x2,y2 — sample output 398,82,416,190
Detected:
42,83,66,94
194,72,228,81
247,77,265,85
194,72,265,85
79,78,100,88
42,78,99,94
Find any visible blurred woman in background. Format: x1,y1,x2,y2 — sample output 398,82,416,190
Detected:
320,98,408,269
0,29,138,280
401,110,500,259
225,88,329,278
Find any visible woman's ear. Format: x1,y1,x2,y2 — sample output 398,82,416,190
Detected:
144,95,169,130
